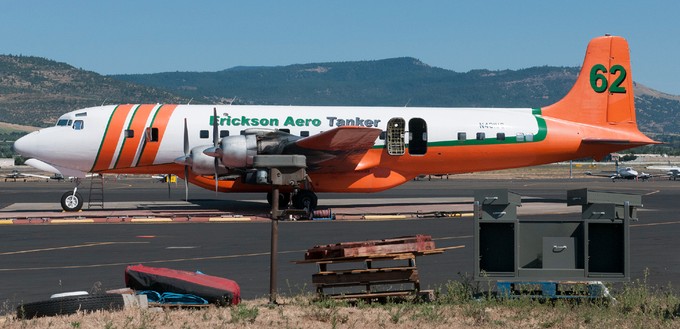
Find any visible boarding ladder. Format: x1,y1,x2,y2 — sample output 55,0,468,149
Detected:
87,174,104,209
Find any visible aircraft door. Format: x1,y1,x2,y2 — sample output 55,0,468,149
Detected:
408,118,427,155
386,118,405,155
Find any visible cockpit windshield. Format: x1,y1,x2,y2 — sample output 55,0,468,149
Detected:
56,119,70,126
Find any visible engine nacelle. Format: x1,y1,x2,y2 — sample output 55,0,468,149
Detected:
219,135,258,168
189,146,228,175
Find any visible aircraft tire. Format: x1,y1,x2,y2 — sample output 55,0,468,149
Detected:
60,191,83,212
292,190,318,210
16,294,124,319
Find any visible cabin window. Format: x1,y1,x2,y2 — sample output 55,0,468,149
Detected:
516,133,525,142
379,131,386,140
386,118,405,155
408,118,427,155
278,128,290,133
525,133,534,142
124,129,134,138
72,120,84,130
497,132,505,141
145,127,159,142
457,132,466,141
300,131,310,137
200,130,209,139
476,132,485,140
220,130,229,138
240,130,246,135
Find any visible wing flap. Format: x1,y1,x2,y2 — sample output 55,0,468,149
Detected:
285,126,382,172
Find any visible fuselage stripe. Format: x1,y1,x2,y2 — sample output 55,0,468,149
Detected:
113,104,156,169
91,104,135,172
136,104,178,167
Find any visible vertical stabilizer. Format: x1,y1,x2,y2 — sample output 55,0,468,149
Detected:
543,35,637,127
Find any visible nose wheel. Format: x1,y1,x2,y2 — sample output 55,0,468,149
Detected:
60,190,83,212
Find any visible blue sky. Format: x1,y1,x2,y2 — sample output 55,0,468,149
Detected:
2,1,680,94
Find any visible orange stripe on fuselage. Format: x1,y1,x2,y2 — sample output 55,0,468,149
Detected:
91,104,135,172
114,104,156,169
136,104,178,167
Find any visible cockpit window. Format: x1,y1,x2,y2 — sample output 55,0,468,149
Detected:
73,120,84,130
56,119,69,126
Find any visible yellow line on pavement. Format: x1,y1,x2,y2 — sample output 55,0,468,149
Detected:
51,219,95,224
209,217,251,222
130,218,173,223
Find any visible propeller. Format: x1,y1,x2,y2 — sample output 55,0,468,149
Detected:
212,107,219,195
183,118,190,201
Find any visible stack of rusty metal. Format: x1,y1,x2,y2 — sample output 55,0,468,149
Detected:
298,235,442,300
304,234,437,260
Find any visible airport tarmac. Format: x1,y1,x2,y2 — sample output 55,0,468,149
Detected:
0,175,679,310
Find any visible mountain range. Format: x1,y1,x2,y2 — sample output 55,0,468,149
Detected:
1,55,679,138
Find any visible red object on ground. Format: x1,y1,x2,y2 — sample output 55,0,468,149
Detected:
125,264,240,305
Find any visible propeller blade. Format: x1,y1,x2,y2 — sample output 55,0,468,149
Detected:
184,166,189,202
212,107,219,196
183,118,190,201
183,118,189,156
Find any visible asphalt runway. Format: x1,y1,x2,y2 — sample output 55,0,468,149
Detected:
0,176,679,311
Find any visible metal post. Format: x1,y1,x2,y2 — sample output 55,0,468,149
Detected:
269,186,279,304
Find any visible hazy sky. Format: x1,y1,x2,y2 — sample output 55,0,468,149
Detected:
2,1,679,94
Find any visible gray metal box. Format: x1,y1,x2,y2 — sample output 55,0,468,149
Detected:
567,188,642,207
480,205,517,220
475,189,521,206
582,203,638,220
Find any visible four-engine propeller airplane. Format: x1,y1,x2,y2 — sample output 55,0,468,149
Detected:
12,35,658,211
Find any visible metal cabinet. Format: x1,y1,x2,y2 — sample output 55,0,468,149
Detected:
474,188,637,282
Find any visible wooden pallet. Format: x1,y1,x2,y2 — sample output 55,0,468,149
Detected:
304,235,436,260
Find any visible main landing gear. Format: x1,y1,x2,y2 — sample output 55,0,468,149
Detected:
266,189,318,210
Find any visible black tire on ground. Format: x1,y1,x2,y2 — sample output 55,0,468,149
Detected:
60,191,83,212
266,191,291,209
16,294,125,319
292,189,318,210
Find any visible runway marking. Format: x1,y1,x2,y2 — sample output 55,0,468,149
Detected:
0,249,305,272
631,220,680,228
0,241,466,272
644,190,661,196
0,241,149,256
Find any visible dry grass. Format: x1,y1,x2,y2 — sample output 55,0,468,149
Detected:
2,281,679,329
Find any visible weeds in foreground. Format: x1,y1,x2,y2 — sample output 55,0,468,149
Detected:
229,303,259,324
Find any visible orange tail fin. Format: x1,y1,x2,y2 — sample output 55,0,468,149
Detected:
543,35,637,127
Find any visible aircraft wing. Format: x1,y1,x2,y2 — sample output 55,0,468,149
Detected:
21,173,51,179
283,126,382,172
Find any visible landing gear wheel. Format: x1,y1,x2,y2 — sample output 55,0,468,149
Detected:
60,191,83,212
266,191,290,209
292,190,318,210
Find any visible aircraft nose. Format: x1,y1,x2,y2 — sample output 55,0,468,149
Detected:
12,131,38,158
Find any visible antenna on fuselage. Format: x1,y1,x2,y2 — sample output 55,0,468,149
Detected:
187,98,193,105
404,98,412,107
100,98,109,106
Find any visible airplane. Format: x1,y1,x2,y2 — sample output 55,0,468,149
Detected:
3,169,51,182
646,165,680,180
585,161,652,181
12,35,658,212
